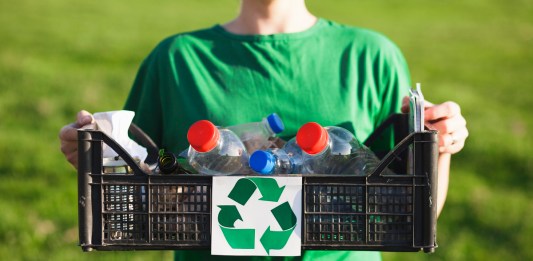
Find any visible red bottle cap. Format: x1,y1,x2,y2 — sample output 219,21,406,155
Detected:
296,122,328,155
187,120,220,152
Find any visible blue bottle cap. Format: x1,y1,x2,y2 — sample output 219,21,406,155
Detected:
266,113,284,134
249,150,275,175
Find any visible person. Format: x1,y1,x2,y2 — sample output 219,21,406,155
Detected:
59,0,468,260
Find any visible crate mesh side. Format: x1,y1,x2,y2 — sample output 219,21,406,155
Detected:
304,184,414,246
367,186,413,245
306,214,366,243
102,184,147,243
150,184,211,244
304,185,367,244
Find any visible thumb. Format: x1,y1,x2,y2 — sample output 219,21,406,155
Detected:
401,96,410,113
76,110,94,127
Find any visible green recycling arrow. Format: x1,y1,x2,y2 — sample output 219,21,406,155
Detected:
270,202,297,231
227,178,256,206
228,177,286,205
260,202,297,254
249,178,286,202
217,177,297,255
218,205,255,249
218,205,242,227
220,226,255,249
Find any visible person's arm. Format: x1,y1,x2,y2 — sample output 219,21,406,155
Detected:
402,98,468,216
436,153,451,216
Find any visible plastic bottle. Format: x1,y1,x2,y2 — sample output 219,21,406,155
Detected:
226,113,285,154
282,137,304,158
186,120,251,175
296,122,380,175
249,148,302,175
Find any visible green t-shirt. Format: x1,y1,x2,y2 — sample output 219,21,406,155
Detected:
124,18,411,261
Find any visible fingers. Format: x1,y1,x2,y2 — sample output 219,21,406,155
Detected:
425,115,467,134
59,110,95,141
59,123,78,141
401,96,410,113
76,110,95,127
59,122,79,168
59,110,94,169
60,137,79,168
401,97,467,154
438,127,469,154
424,101,467,154
425,101,460,122
59,123,80,168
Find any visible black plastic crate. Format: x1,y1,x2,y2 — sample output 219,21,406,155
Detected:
77,113,438,253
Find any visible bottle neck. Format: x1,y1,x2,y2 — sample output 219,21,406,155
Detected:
274,148,299,171
159,152,178,174
262,118,276,136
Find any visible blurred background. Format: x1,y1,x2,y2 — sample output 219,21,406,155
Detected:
0,0,531,260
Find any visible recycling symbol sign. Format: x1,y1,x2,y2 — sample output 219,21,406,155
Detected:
211,176,302,256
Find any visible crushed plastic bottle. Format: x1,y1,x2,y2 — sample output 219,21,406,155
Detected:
186,120,251,175
226,113,285,154
296,122,380,175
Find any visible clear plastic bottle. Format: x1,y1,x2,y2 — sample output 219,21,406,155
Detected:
186,120,251,175
296,122,380,175
226,113,285,154
281,137,306,170
249,148,302,175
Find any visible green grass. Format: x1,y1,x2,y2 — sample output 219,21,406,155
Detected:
1,0,532,260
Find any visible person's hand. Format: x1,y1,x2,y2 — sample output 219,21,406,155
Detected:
402,97,468,154
59,110,95,169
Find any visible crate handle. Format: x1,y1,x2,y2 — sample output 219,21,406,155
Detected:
128,123,159,166
368,130,437,177
79,129,148,176
364,113,409,147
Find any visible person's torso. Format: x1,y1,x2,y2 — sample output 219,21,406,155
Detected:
138,19,409,153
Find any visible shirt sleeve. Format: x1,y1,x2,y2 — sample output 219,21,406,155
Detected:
377,38,411,124
370,36,411,151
